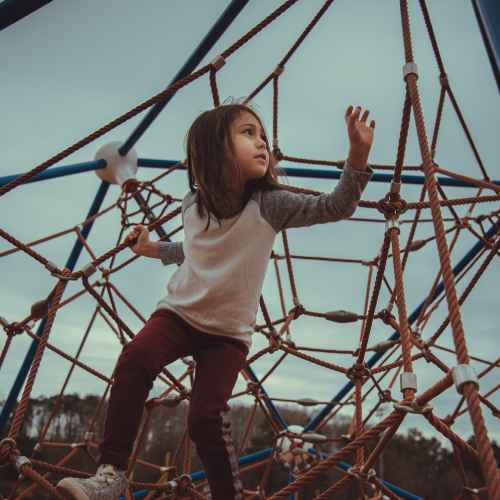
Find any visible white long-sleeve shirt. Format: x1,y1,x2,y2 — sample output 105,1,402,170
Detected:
156,160,373,349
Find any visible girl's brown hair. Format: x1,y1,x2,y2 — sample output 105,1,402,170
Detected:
185,103,283,230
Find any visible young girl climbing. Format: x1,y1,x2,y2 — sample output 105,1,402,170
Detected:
57,102,375,500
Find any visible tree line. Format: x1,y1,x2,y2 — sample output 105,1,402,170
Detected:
0,394,497,499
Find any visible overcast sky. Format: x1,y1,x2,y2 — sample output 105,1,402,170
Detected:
1,0,499,449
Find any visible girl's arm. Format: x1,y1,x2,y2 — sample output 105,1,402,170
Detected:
261,105,375,232
260,160,373,232
158,241,185,266
125,225,184,266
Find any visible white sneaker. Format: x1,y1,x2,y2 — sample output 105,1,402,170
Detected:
56,464,127,500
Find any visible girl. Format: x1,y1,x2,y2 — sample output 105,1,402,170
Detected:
57,103,374,500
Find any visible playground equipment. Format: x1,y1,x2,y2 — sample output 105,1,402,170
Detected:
1,1,499,498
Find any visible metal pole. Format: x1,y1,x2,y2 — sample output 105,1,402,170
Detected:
3,158,498,189
472,0,500,92
305,220,499,431
0,181,110,433
118,0,250,156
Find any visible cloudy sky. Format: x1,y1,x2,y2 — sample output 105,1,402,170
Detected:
1,0,499,450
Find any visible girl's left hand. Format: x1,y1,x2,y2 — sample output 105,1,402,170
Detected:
345,105,375,153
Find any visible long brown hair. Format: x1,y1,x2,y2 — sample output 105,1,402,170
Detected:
185,103,283,230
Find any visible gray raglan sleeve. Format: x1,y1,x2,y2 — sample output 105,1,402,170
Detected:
157,191,191,266
260,160,373,232
158,241,185,266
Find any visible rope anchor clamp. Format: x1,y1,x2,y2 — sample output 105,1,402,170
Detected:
81,263,97,278
210,55,226,70
403,62,419,80
451,364,479,394
400,372,417,391
14,455,31,473
273,64,285,77
385,218,400,233
95,142,138,189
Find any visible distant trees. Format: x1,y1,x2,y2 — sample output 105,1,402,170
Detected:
0,395,498,499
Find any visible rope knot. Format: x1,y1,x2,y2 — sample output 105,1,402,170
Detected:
247,382,262,397
291,304,305,320
347,363,371,383
393,400,433,415
378,308,396,325
347,465,376,482
442,415,455,426
2,319,24,337
272,147,284,162
379,389,392,403
376,193,408,218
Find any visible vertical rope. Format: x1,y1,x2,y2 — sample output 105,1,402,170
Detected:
8,279,67,439
399,1,500,495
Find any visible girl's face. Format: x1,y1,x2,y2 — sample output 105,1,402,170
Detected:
229,111,269,183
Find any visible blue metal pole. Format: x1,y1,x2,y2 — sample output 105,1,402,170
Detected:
118,0,250,156
0,181,110,433
125,448,423,499
336,460,423,500
305,220,499,431
244,365,288,429
472,0,500,92
0,160,106,187
3,158,499,189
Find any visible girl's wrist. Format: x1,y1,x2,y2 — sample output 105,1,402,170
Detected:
347,147,369,170
136,241,159,258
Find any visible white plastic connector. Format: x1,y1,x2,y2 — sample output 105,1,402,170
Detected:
400,372,417,391
403,62,418,80
210,55,226,70
81,263,97,278
452,364,479,393
95,142,138,188
385,218,400,233
390,181,401,194
14,455,31,471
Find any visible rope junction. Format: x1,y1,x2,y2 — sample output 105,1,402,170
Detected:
1,1,499,498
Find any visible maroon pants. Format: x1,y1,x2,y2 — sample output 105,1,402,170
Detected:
98,308,248,500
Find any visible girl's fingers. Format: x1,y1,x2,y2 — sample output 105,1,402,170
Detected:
360,110,370,123
345,105,354,123
370,120,376,129
126,225,142,241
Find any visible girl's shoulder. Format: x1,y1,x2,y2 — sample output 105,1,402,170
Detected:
182,190,199,211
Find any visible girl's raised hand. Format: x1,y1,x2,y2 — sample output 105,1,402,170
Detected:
345,105,375,155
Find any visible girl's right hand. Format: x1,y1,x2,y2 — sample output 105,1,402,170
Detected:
125,224,150,256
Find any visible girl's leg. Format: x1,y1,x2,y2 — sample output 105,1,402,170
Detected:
99,309,192,469
187,335,248,500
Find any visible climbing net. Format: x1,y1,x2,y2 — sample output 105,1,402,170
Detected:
1,1,499,498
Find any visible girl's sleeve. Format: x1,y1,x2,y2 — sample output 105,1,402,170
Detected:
158,241,185,266
260,160,373,232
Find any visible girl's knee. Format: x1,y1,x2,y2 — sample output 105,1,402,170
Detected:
115,342,158,379
188,408,231,443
